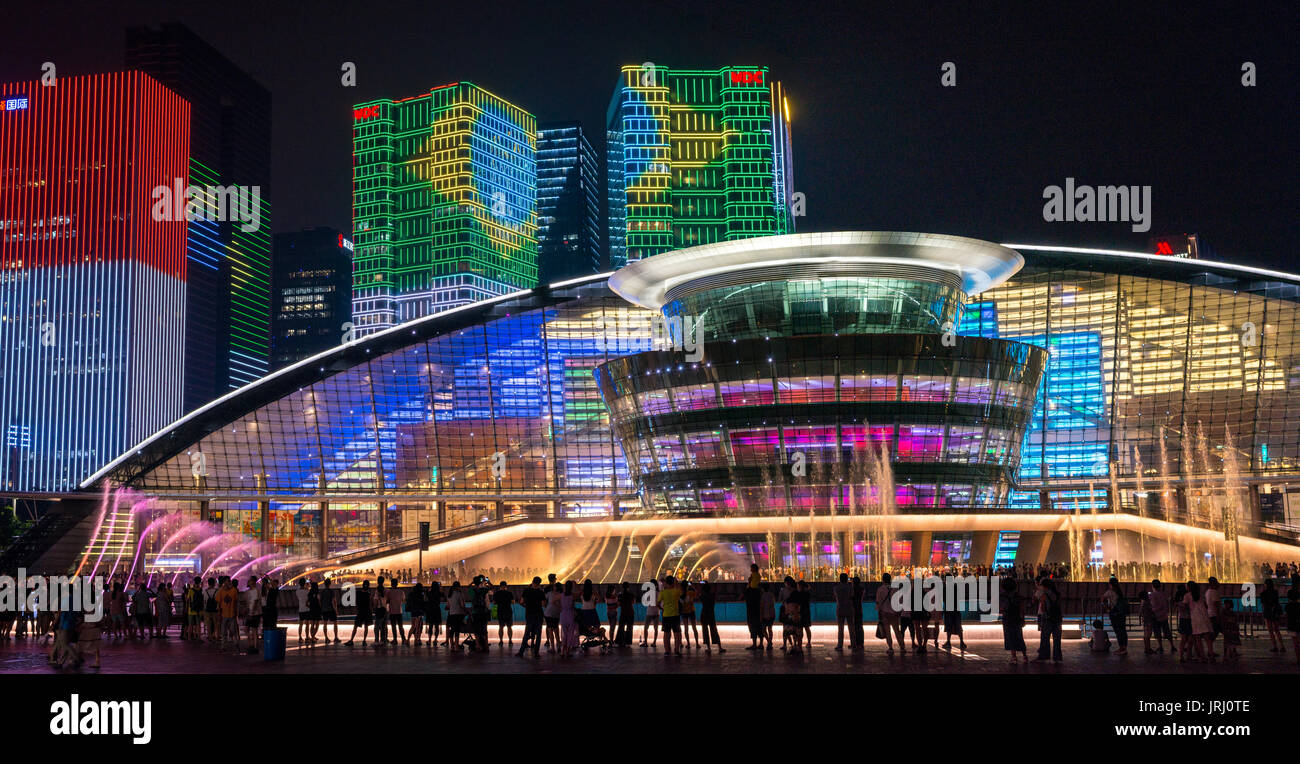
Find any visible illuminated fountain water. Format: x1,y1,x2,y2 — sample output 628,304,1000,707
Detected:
1193,421,1234,580
847,450,865,577
1176,429,1202,578
127,506,188,585
860,442,897,579
1132,445,1150,577
229,552,292,584
1086,480,1100,580
785,458,799,578
808,459,827,576
1069,497,1088,578
1157,427,1177,526
1219,425,1247,581
686,542,751,580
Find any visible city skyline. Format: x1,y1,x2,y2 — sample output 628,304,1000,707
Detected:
0,2,1293,270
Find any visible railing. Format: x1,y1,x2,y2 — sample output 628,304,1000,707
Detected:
324,511,576,567
1256,523,1300,544
1080,594,1283,643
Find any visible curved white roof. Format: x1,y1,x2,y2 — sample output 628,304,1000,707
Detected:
608,232,1024,309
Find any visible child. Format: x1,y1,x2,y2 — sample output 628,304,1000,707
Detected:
1219,600,1240,660
1089,618,1111,653
1138,591,1155,654
782,597,803,654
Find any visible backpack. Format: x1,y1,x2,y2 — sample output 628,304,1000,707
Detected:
1109,593,1129,619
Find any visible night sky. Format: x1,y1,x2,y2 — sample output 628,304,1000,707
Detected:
4,0,1297,270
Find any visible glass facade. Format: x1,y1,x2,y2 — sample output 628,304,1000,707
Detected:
606,65,794,267
85,246,1300,565
351,82,537,336
595,334,1046,513
271,227,352,369
977,255,1300,525
0,72,190,492
665,277,967,341
597,230,1048,516
536,122,602,281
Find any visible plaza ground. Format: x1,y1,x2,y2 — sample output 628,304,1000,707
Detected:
4,623,1297,674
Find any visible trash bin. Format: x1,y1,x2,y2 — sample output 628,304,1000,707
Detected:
263,627,287,661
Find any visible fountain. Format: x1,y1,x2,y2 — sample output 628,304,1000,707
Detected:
1132,445,1149,578
1219,425,1246,581
860,441,897,579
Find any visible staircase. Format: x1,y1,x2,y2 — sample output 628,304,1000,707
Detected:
0,513,83,575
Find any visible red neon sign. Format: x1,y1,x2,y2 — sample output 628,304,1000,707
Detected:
1154,240,1174,255
729,70,764,85
353,105,379,121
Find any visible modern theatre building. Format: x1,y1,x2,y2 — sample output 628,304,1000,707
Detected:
59,232,1300,580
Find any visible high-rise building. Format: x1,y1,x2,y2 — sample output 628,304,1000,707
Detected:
536,122,601,282
605,65,795,267
351,82,536,337
126,23,273,406
0,72,190,492
271,227,353,369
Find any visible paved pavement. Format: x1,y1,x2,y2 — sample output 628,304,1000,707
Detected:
4,623,1297,674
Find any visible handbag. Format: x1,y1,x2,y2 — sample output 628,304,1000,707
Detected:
875,621,885,639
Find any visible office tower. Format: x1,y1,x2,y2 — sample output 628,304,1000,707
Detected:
536,122,601,283
606,65,795,267
351,82,536,337
0,72,190,492
126,23,273,405
271,227,353,368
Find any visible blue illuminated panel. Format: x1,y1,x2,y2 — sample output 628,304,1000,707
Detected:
957,300,1000,339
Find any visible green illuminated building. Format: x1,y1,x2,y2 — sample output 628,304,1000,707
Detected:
605,65,795,267
351,82,537,337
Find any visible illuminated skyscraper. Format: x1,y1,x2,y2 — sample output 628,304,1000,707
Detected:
271,227,353,369
0,72,190,492
351,82,537,336
606,65,795,267
127,23,273,405
536,122,601,282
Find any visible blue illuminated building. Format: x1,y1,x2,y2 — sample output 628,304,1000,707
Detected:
536,122,602,281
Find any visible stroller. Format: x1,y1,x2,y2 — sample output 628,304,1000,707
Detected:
579,623,611,653
456,620,490,652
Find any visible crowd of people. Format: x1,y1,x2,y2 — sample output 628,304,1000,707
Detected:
4,565,1299,670
313,559,1300,587
1086,575,1300,663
